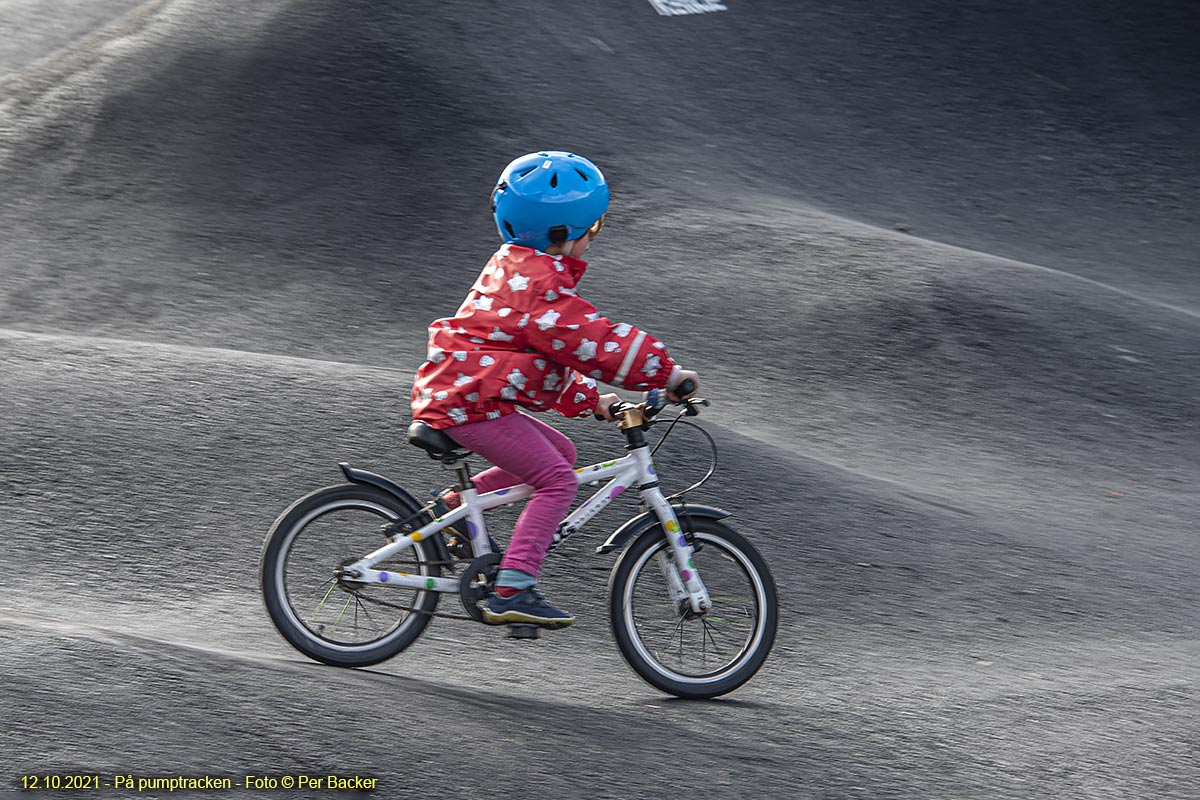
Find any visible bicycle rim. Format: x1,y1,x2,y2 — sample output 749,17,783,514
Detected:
621,531,769,685
274,499,433,652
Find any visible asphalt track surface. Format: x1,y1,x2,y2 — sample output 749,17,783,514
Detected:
1,1,1197,798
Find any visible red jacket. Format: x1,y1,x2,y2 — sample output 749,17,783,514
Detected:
411,245,679,429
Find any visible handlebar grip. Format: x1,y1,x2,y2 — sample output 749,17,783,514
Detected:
673,377,697,398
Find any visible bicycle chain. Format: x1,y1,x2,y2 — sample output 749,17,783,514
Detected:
348,587,478,621
343,555,489,622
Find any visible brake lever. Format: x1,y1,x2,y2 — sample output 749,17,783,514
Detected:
683,398,709,417
593,401,627,422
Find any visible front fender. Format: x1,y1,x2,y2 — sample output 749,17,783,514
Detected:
595,503,731,555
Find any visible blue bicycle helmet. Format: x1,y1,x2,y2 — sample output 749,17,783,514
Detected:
491,151,610,252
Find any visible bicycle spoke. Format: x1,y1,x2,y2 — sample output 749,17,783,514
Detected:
701,616,753,627
352,591,394,608
352,594,387,635
277,499,441,648
307,580,339,624
646,613,685,668
708,596,755,609
626,534,762,679
701,602,755,629
701,619,727,655
262,485,454,671
327,595,353,636
700,618,747,640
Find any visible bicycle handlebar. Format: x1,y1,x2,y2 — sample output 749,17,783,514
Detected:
592,378,704,422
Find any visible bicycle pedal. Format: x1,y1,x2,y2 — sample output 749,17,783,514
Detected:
507,624,541,640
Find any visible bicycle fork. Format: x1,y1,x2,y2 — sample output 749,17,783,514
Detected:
645,493,712,614
634,451,712,616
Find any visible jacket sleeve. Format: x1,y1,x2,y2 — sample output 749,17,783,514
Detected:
551,371,601,419
520,288,678,392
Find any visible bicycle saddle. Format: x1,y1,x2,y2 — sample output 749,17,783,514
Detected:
407,421,471,461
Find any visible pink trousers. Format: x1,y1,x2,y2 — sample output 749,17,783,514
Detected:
445,411,578,578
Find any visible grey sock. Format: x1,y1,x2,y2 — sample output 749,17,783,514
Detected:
496,568,536,590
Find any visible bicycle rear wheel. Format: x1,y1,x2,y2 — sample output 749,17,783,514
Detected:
609,519,777,699
261,484,441,667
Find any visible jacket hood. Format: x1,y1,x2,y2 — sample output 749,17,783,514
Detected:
501,244,588,288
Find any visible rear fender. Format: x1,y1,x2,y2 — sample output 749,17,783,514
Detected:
338,462,454,562
595,503,731,555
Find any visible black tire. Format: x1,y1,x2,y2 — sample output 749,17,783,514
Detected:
261,483,441,667
608,519,777,699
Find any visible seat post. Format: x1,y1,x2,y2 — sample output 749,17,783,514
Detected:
445,458,475,492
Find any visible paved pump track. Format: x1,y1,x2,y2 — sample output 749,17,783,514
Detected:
1,1,1197,798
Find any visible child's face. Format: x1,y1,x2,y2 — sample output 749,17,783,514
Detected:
567,215,605,258
567,233,594,259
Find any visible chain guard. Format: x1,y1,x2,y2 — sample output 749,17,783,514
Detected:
458,552,501,622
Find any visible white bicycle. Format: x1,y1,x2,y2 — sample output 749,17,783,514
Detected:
260,385,778,698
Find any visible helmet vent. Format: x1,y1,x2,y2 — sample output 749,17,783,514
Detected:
517,167,536,178
575,168,589,181
503,220,516,238
549,172,558,188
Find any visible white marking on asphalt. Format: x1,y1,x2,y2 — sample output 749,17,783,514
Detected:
648,0,728,16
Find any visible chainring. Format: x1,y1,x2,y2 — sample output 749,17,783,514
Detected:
458,552,501,622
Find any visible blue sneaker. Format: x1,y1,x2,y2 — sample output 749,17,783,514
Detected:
483,587,575,629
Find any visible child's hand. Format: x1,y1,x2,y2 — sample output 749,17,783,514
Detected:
667,369,700,403
594,392,621,421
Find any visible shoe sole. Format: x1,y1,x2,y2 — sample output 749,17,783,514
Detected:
482,608,575,629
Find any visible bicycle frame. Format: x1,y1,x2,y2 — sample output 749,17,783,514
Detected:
339,446,713,613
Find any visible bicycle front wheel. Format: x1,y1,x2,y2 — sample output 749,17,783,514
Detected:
609,518,777,699
261,483,441,667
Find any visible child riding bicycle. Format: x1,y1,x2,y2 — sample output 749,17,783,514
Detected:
409,151,699,628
